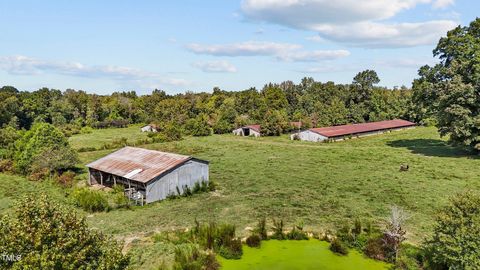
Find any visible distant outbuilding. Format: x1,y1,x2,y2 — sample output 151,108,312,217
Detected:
140,124,158,133
233,124,261,137
291,119,415,142
86,147,209,204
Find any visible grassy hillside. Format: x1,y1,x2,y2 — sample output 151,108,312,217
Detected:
68,124,148,150
78,127,479,241
1,126,479,268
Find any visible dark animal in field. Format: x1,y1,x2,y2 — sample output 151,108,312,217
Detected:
399,164,409,172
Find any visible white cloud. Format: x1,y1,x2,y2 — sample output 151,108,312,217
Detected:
186,41,301,56
192,60,237,73
432,0,455,9
186,41,349,62
313,20,457,48
277,50,350,62
0,55,189,88
241,0,457,47
305,35,324,42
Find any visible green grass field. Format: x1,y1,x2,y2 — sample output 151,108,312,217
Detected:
68,124,148,150
2,126,479,269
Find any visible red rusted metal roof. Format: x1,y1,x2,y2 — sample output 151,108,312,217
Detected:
86,147,207,183
309,119,415,138
245,124,261,132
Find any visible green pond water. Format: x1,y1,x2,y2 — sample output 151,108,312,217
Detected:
218,240,391,270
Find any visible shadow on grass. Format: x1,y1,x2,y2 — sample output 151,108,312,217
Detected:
387,139,478,158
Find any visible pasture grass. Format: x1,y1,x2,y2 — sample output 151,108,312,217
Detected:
2,126,480,269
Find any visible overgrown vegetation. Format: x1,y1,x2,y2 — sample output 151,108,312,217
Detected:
70,187,110,212
0,194,129,269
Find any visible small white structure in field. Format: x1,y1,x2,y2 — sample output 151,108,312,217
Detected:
291,119,416,142
140,124,157,133
86,147,209,204
233,124,261,137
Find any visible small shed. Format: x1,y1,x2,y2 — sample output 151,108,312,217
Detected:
86,147,209,204
233,124,261,137
291,119,415,142
140,124,157,132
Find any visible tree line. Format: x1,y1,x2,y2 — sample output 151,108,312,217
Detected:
0,70,412,138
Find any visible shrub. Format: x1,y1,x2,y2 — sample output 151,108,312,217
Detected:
80,126,93,134
364,237,386,261
329,238,349,256
0,159,14,173
70,188,109,212
27,168,50,181
77,146,97,152
56,171,76,187
112,185,130,209
208,180,217,192
253,217,268,240
218,238,243,259
424,191,480,269
395,243,422,270
246,234,262,248
190,221,243,260
172,244,219,270
286,225,309,240
0,194,129,269
270,219,285,240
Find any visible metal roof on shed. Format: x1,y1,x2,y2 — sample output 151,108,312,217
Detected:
245,124,261,132
309,119,415,138
86,147,208,183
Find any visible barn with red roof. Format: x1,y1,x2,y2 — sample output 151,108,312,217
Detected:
291,119,415,142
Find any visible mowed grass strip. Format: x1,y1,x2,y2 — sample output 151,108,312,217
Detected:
75,126,480,242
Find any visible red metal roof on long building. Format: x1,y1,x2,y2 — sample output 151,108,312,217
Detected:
86,147,207,183
309,119,415,138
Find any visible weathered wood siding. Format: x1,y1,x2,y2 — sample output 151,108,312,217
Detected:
145,160,209,203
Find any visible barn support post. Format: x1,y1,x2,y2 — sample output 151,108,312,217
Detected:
100,172,103,186
87,169,91,185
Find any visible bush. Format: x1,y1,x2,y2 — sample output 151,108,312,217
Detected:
246,234,261,248
0,159,14,173
424,191,480,269
395,243,422,270
208,180,217,192
364,237,386,261
27,168,50,181
70,188,109,212
286,225,309,240
270,219,285,240
190,221,243,260
218,238,243,259
80,126,93,134
56,171,76,187
77,146,97,152
0,194,129,269
172,244,219,270
329,238,349,256
112,185,130,209
253,217,268,240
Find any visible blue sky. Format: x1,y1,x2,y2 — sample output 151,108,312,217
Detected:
0,0,477,94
